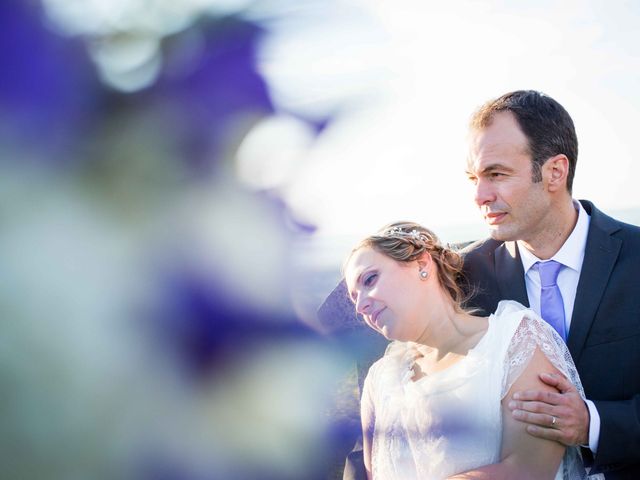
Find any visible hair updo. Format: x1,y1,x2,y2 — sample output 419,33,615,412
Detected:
347,221,468,311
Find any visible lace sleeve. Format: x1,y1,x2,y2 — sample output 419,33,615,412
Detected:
500,311,587,480
501,312,585,400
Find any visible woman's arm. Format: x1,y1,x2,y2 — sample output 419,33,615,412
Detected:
448,346,566,479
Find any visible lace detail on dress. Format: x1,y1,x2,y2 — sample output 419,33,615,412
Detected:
497,300,587,480
367,340,497,479
364,301,588,480
500,308,583,401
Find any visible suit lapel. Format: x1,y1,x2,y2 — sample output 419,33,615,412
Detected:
495,241,529,306
567,203,622,360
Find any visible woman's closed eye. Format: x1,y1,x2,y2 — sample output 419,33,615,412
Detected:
363,273,378,288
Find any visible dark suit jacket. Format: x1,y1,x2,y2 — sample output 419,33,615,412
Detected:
462,200,640,479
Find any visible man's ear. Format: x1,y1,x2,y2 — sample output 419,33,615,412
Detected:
544,154,569,192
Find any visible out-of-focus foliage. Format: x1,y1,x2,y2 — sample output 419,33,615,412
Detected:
0,0,357,478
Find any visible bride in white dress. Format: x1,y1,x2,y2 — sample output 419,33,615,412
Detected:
343,222,586,480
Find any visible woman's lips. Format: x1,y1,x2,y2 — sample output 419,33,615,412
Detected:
372,307,386,327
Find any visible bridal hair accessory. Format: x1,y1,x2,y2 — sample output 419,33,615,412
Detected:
384,227,427,241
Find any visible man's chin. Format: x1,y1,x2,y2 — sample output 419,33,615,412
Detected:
488,226,516,242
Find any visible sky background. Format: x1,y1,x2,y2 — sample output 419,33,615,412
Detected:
238,0,640,249
38,0,640,249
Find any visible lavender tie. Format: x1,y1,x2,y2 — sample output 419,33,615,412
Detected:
537,260,567,341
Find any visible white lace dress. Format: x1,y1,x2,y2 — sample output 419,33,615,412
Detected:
362,300,586,480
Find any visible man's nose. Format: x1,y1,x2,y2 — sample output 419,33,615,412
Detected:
474,178,496,207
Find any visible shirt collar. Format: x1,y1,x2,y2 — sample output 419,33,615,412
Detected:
518,200,590,274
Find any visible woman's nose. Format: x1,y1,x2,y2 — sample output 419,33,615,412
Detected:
355,294,372,315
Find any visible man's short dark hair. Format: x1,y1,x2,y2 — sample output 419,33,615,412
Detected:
470,90,578,193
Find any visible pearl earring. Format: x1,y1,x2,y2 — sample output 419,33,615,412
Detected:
420,270,428,280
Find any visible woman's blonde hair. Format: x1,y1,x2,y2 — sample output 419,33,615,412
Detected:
345,221,469,311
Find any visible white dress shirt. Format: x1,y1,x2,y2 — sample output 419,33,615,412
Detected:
517,200,600,453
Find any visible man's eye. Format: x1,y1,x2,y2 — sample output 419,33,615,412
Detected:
490,172,504,178
363,273,378,287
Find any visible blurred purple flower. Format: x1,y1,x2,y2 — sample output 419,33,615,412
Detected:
0,0,101,162
152,17,275,173
150,261,311,379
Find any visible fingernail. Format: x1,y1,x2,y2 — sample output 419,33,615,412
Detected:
508,401,516,409
513,393,520,400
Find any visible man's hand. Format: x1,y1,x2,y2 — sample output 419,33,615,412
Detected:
507,372,590,446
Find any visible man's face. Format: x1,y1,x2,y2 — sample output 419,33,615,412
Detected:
466,111,552,243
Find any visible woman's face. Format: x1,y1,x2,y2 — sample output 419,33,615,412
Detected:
344,246,428,342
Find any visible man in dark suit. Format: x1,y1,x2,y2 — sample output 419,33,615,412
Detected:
335,90,640,479
463,90,640,478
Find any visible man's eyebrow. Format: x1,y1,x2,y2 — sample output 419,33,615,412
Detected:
487,162,515,172
468,163,514,175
